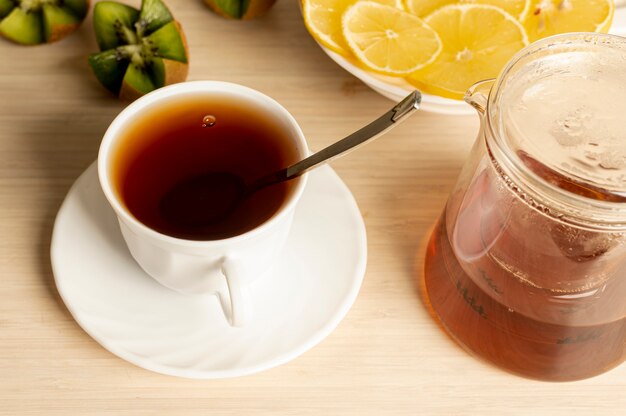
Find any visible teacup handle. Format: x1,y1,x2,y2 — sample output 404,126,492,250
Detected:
219,257,249,327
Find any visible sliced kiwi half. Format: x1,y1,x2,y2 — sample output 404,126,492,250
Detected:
88,0,188,100
0,0,89,44
204,0,277,20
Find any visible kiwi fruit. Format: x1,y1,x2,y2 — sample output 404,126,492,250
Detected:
204,0,277,20
0,0,89,45
88,0,188,100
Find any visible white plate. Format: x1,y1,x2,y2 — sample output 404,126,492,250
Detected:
51,163,367,379
612,3,626,36
315,5,626,115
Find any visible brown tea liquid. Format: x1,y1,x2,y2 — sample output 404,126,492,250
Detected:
111,95,300,240
424,167,626,381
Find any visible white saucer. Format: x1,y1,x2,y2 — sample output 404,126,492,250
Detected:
51,163,367,379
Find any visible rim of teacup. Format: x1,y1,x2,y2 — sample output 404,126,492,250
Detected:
98,80,310,247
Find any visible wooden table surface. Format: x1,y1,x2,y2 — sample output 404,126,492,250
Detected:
1,1,624,414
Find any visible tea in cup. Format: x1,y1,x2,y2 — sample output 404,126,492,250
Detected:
98,81,309,327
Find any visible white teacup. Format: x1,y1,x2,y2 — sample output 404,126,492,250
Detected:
98,81,309,327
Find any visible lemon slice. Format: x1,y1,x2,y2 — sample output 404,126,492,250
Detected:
407,4,528,100
405,0,531,20
464,0,531,20
302,0,404,56
342,2,442,75
523,0,614,42
404,0,455,17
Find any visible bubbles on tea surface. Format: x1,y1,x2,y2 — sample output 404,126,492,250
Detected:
202,115,216,128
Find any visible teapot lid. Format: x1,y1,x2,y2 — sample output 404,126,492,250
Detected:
486,32,626,228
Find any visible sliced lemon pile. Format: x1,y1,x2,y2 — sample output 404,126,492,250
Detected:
301,0,615,101
522,0,614,42
405,0,531,20
342,2,442,74
408,4,528,99
302,0,404,56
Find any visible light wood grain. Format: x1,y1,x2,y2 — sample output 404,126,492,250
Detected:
0,1,624,415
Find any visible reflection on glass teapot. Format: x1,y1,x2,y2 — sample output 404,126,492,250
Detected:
424,33,626,381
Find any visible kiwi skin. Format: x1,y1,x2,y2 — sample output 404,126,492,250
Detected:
88,0,189,100
0,0,90,45
43,4,82,43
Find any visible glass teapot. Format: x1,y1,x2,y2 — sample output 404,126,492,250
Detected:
424,33,626,381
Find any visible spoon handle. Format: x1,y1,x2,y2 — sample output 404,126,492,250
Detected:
284,90,421,180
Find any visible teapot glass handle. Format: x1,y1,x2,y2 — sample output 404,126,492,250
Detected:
465,79,496,115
